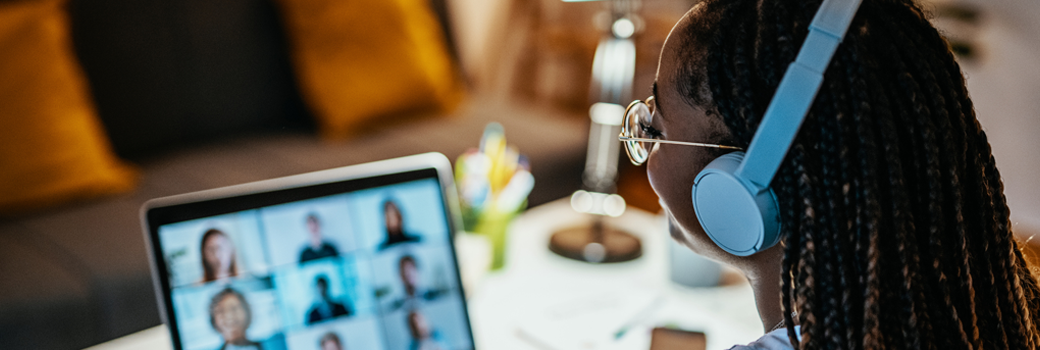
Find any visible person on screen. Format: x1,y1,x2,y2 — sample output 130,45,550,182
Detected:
319,332,344,350
209,288,286,350
377,200,421,251
306,274,352,324
201,229,239,283
299,213,340,264
389,255,444,310
407,310,448,350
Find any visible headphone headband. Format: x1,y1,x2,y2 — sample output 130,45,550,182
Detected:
735,0,864,190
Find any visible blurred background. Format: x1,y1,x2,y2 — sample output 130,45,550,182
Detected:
0,0,1036,348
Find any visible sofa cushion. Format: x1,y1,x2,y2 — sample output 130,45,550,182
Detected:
274,0,465,139
0,0,136,216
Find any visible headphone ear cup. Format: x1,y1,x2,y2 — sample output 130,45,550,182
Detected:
691,152,781,256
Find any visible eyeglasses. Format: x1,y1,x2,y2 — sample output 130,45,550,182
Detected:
618,96,743,166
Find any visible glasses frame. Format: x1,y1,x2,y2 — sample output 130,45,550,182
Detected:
619,97,743,166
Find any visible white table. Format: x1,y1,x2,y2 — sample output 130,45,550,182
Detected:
88,199,763,350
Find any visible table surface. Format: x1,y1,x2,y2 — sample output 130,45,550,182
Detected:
87,199,763,350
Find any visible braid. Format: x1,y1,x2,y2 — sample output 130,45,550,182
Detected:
986,147,1035,348
899,10,983,347
838,30,874,350
781,220,801,349
820,57,861,350
846,31,884,349
794,147,821,349
874,11,973,348
672,0,1040,349
813,71,855,350
777,104,805,349
872,59,926,350
965,114,1011,348
894,16,981,349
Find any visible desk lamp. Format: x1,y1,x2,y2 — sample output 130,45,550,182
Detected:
549,0,642,263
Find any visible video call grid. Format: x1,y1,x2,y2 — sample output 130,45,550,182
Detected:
158,179,473,350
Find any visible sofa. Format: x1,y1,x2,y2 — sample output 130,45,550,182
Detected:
0,0,589,348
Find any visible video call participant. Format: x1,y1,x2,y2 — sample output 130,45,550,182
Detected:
318,332,344,350
201,229,239,283
389,254,443,311
641,0,1040,348
377,200,421,251
209,288,286,350
407,310,448,350
299,213,340,264
306,274,352,325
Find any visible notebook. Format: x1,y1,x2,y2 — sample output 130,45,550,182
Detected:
141,153,475,350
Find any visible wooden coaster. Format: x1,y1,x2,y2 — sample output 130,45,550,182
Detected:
548,224,642,263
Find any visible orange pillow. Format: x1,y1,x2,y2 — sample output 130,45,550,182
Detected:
275,0,465,139
0,0,136,216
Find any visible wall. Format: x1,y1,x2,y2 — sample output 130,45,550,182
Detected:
935,0,1040,237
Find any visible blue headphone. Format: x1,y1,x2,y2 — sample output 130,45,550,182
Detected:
692,0,863,256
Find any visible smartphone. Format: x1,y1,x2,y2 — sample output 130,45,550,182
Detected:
649,327,707,350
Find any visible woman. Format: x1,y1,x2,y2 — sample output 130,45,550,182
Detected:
210,288,259,350
378,200,421,250
200,228,239,283
636,0,1040,348
209,288,287,350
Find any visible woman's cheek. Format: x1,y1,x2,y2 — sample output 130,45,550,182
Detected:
646,161,666,209
647,147,695,219
646,147,679,212
647,146,727,257
648,149,693,236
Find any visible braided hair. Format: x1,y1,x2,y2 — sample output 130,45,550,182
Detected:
673,0,1040,349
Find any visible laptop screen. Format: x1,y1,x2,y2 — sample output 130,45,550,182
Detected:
145,165,474,350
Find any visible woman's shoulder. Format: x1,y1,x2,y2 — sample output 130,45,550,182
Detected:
726,327,797,350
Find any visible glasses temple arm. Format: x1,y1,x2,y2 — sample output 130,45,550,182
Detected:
618,136,744,150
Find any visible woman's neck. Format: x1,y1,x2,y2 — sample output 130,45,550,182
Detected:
736,246,785,333
746,267,783,332
226,335,251,346
215,270,231,280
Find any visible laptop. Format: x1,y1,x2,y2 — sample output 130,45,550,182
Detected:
141,153,475,350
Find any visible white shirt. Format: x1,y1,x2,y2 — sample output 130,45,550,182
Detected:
727,326,800,350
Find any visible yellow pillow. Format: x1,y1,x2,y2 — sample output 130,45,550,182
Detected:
0,0,136,216
275,0,465,139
